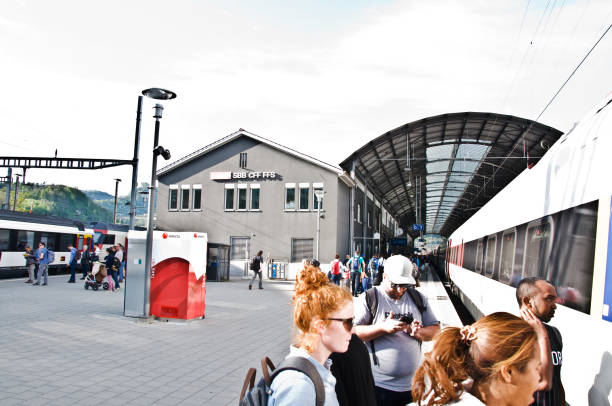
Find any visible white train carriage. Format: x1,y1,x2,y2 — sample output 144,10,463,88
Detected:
445,92,612,404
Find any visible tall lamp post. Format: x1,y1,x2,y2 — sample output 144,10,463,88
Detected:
142,88,176,317
315,190,325,260
113,178,121,223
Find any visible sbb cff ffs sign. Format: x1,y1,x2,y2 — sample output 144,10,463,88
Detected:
413,224,424,231
232,171,276,179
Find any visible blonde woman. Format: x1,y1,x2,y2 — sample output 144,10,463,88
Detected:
268,265,354,406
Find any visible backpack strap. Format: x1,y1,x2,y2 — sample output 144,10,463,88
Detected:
365,288,380,366
270,357,325,406
406,287,426,313
238,367,257,403
261,356,276,386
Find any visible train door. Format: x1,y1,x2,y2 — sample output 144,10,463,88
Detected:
522,218,554,279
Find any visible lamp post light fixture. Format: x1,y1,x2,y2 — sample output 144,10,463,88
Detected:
142,88,176,318
314,190,325,260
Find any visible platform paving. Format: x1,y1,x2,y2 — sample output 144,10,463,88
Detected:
0,276,295,406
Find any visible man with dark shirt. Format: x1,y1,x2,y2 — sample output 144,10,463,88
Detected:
516,277,565,406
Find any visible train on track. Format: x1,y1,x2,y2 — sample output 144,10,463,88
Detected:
444,92,612,403
0,210,128,278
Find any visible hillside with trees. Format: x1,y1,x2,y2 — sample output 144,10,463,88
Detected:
0,183,112,222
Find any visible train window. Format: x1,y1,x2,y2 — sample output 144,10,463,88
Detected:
16,230,35,251
484,235,496,278
499,231,516,285
39,233,56,250
93,232,105,245
104,234,115,244
59,234,74,251
0,229,9,250
523,222,551,278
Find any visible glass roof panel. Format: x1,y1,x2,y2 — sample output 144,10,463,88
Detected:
426,174,446,183
426,160,451,174
426,144,454,160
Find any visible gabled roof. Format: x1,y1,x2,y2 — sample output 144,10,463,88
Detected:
157,129,342,176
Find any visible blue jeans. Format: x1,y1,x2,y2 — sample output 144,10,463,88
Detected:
69,261,77,281
36,263,48,284
350,271,361,296
331,273,341,285
118,261,125,282
110,269,120,289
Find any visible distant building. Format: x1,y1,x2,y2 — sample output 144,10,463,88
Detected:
156,129,399,278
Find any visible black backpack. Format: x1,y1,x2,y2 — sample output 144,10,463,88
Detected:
239,356,325,406
249,257,258,271
364,287,426,365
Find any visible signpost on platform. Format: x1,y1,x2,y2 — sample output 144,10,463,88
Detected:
412,224,424,232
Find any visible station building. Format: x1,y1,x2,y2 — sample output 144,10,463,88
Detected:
156,129,400,277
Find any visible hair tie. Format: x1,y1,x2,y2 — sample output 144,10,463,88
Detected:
460,325,478,344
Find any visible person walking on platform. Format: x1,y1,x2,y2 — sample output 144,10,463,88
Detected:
268,265,353,406
411,312,541,405
248,250,264,290
105,247,120,290
367,254,379,287
66,244,77,283
374,255,385,286
330,254,342,286
33,242,49,286
80,243,90,280
115,244,125,283
348,250,365,297
354,255,440,406
516,277,565,406
24,246,36,283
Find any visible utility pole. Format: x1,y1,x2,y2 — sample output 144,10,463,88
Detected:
113,178,122,223
3,167,11,210
13,174,21,211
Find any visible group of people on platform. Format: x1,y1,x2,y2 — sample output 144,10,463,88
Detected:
328,251,431,298
23,242,126,290
265,254,563,406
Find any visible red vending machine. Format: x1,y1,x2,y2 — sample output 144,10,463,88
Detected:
149,232,208,320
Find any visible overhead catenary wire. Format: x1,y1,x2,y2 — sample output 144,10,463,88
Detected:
468,21,612,207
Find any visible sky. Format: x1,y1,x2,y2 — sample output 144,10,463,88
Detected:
1,0,611,196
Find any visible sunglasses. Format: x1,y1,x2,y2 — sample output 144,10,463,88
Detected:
325,317,354,332
390,282,411,290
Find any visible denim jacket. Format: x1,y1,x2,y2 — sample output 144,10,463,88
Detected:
268,346,339,406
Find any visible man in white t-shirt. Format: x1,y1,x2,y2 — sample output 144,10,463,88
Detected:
354,255,440,406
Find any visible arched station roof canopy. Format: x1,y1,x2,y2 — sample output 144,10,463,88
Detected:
340,112,563,238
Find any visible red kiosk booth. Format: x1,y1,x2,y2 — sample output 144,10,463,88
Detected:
148,232,208,320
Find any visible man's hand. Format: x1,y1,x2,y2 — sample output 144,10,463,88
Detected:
520,306,546,337
381,312,407,334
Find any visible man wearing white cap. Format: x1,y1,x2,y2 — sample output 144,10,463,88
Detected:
354,255,440,406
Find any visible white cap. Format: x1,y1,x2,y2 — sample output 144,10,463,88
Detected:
384,255,416,285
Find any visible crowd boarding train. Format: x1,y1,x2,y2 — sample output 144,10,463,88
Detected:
445,92,612,404
0,210,128,278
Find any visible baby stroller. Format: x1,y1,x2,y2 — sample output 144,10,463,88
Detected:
84,263,115,291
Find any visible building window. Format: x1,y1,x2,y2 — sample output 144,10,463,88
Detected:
299,183,309,211
225,185,235,211
169,185,178,210
313,183,323,210
291,238,313,262
239,153,247,168
181,185,190,211
285,183,296,210
367,211,371,227
192,185,202,210
237,184,247,210
356,203,362,223
250,184,260,210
